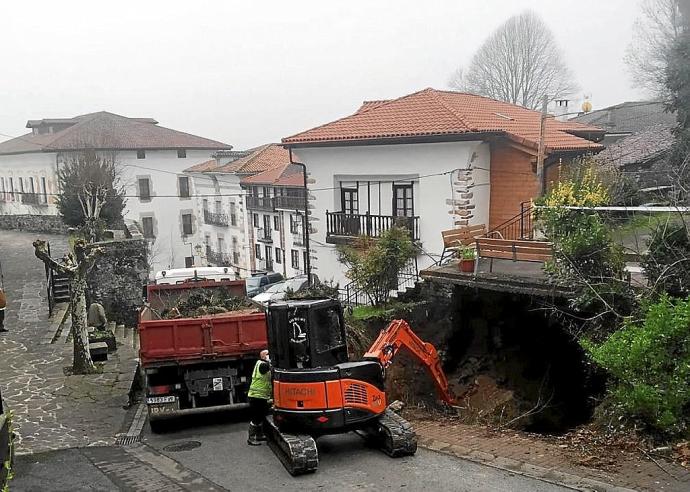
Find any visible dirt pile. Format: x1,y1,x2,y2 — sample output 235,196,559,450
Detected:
158,288,252,319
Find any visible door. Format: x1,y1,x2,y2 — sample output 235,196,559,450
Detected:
340,188,360,236
392,184,414,217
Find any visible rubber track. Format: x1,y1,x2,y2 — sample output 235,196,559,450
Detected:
376,409,418,457
264,416,319,476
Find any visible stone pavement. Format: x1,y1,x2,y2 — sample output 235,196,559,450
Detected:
413,418,690,492
0,230,139,454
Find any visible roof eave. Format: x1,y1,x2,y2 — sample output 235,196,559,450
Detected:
283,131,501,148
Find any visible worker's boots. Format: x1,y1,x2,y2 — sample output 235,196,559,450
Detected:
255,424,267,442
247,423,262,446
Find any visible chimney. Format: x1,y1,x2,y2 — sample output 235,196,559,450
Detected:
553,99,570,121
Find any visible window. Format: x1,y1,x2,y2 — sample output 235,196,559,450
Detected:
253,213,259,228
265,245,273,270
218,236,225,253
262,186,270,197
215,200,222,214
255,243,262,260
138,178,151,200
393,184,414,217
263,214,271,232
273,215,281,231
41,177,47,204
291,249,300,269
8,177,14,201
0,178,4,201
28,177,35,194
233,251,240,265
177,149,187,158
275,247,282,264
230,202,237,226
181,213,193,235
178,176,190,198
303,251,308,272
141,217,155,238
137,150,146,159
290,215,300,234
203,198,208,211
185,256,194,268
341,188,358,214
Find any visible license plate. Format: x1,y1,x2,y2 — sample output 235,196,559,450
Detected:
147,395,176,404
149,402,178,415
212,377,223,391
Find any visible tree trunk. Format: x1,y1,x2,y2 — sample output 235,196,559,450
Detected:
70,276,95,374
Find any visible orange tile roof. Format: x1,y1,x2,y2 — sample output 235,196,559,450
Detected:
241,163,303,187
283,88,604,153
184,159,219,173
214,143,290,174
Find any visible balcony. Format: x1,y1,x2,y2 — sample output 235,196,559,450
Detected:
293,232,305,247
274,195,305,211
246,196,275,212
204,209,229,227
325,211,420,244
206,249,231,266
256,228,273,243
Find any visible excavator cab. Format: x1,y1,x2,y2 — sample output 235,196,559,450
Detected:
266,299,349,370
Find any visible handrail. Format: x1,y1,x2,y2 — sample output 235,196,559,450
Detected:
486,201,533,241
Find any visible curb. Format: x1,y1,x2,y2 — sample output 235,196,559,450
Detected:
418,437,636,492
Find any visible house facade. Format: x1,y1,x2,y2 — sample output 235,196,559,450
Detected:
283,88,604,287
0,112,232,274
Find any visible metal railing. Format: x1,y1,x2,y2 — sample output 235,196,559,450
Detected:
204,209,229,227
246,196,275,211
274,195,305,210
207,249,231,266
257,228,273,242
326,211,420,241
338,259,420,307
486,201,534,240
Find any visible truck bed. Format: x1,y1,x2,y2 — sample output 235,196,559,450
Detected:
139,308,268,366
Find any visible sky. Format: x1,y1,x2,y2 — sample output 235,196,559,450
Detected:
1,0,647,150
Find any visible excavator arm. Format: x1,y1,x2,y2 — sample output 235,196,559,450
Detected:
363,319,455,405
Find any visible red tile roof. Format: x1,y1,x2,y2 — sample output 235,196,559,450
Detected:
0,111,232,155
184,159,219,173
283,88,604,153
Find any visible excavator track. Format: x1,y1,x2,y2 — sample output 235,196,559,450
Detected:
366,409,418,457
264,415,319,476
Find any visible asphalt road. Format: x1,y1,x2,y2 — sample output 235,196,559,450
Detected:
139,411,571,492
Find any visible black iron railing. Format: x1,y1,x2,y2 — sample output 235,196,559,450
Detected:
204,209,229,227
207,249,231,266
274,195,305,210
487,201,534,240
326,211,420,241
257,228,273,242
246,196,275,211
338,259,420,307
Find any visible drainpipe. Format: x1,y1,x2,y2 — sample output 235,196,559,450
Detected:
288,148,312,286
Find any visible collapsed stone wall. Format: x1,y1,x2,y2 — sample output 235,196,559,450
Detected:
87,238,149,327
0,214,68,234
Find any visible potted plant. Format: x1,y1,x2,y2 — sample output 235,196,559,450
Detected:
457,245,476,273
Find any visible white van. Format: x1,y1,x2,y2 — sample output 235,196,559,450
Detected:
154,267,238,285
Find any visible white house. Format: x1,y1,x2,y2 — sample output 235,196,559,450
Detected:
0,112,233,274
184,144,309,280
282,88,605,288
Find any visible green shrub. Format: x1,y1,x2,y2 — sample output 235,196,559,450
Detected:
642,222,690,297
582,295,690,435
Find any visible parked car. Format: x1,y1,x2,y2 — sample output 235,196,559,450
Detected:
251,276,310,305
245,272,284,297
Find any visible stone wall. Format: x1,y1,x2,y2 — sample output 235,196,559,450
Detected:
87,238,149,327
0,214,68,234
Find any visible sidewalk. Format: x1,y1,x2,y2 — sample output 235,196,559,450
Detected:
413,418,690,492
0,230,139,455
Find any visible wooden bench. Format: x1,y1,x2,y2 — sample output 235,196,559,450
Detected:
439,224,487,264
474,238,554,275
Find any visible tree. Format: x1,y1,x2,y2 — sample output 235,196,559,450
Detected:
34,239,101,374
56,150,125,241
449,11,577,109
337,227,417,306
625,0,683,96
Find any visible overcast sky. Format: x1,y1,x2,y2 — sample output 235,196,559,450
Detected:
1,0,646,149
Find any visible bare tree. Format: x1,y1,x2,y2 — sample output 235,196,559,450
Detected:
449,11,577,109
34,239,102,374
625,0,683,96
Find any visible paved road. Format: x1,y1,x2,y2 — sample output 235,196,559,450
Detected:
14,410,571,491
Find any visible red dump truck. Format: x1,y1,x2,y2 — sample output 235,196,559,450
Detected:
139,278,267,430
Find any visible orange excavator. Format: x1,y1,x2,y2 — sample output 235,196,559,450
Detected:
263,299,455,475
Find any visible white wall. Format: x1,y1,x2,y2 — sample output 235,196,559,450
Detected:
0,152,59,215
248,206,307,279
292,141,490,287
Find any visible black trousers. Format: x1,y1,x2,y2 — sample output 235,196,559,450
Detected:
248,397,269,426
0,309,4,329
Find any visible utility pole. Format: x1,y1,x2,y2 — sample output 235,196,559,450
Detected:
536,95,549,196
288,149,312,286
